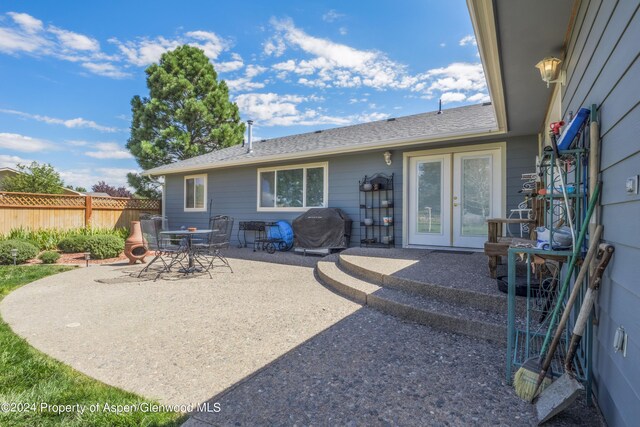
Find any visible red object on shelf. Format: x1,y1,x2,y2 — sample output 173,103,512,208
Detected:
550,120,565,135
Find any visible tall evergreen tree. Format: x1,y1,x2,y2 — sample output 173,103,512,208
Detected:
127,45,245,197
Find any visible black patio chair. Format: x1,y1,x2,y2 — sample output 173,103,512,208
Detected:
193,215,234,277
138,217,187,280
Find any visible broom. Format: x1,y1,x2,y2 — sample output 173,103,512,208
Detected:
513,181,600,401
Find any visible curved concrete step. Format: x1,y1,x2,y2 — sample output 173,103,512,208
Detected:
316,261,380,304
339,254,512,315
316,261,506,344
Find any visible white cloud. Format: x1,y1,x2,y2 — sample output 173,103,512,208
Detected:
215,52,244,72
49,27,100,51
440,92,467,104
7,12,43,33
110,30,230,68
263,36,286,57
268,18,412,90
421,62,487,95
235,92,388,127
467,92,491,103
322,10,344,23
0,132,53,152
59,167,137,189
185,30,229,59
0,108,121,132
0,26,48,53
0,13,236,79
225,64,268,92
81,62,130,78
339,27,348,36
109,36,181,67
459,35,477,46
440,42,446,48
0,154,31,169
84,142,133,159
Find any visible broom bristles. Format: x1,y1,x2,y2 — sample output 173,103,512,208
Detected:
514,358,553,402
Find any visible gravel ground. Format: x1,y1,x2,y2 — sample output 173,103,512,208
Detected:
341,248,522,296
185,308,601,427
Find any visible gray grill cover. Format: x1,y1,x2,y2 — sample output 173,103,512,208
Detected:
293,208,352,249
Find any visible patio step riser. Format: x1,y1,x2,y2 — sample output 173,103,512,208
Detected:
315,262,506,345
338,254,514,315
315,264,369,305
366,294,506,345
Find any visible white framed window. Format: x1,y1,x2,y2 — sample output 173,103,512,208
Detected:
184,174,207,211
257,162,328,212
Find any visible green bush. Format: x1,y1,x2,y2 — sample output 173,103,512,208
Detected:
58,236,90,253
0,240,39,265
38,250,61,264
2,227,130,250
84,235,124,259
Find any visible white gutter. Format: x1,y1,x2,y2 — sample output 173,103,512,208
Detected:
144,126,502,177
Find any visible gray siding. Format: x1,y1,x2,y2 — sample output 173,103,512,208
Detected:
165,135,537,248
563,1,640,425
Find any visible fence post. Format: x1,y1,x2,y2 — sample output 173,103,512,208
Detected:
85,195,92,228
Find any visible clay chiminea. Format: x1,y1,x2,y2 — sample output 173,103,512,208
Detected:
124,220,148,264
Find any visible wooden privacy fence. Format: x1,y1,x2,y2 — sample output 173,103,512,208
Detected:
0,191,161,234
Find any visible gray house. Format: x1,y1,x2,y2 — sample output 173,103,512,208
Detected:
146,0,638,424
146,102,535,249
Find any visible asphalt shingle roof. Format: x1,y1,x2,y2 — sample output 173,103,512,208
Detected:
145,103,497,175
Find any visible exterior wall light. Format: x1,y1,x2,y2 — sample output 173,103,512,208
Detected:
384,151,392,166
535,57,565,88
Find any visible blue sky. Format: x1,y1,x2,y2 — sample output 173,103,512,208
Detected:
0,0,486,189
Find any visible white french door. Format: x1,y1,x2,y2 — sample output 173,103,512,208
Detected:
407,148,502,248
408,154,451,246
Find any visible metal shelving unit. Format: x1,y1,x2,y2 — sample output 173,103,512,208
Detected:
506,140,594,401
359,173,394,248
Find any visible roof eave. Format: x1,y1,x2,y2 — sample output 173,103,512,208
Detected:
144,126,502,176
467,0,508,133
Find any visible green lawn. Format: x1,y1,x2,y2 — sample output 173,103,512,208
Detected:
0,266,186,427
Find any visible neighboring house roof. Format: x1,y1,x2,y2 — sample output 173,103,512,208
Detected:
145,103,498,176
83,192,111,197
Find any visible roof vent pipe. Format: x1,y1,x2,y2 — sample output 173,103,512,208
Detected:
437,99,442,115
247,120,253,153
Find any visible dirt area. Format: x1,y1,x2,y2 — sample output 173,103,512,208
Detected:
26,252,129,265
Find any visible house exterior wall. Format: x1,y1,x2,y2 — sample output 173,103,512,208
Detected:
562,1,640,425
164,134,536,248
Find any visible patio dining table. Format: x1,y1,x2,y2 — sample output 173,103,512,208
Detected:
160,229,212,273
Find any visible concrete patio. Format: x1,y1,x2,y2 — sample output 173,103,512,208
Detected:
0,248,602,425
0,257,359,406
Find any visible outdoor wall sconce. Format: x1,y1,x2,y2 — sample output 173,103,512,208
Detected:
84,252,91,267
384,151,392,166
535,57,565,88
10,248,18,266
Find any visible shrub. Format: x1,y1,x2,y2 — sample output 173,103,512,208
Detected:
58,236,90,253
38,251,61,264
2,227,130,251
84,235,124,259
0,240,39,265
